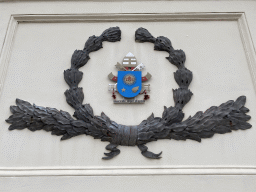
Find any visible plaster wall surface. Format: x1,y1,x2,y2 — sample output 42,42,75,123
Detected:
0,1,256,192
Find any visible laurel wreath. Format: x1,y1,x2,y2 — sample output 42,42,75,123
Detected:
6,27,251,160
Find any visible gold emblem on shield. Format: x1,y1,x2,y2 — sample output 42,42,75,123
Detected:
123,74,136,85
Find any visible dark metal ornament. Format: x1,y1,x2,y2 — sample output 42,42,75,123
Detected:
6,27,252,160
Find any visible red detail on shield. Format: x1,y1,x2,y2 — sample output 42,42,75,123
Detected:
112,76,118,81
144,94,150,100
142,77,148,82
112,91,116,99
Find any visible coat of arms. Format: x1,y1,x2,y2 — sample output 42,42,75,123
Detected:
108,52,151,103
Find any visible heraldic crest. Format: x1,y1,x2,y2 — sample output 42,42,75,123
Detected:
108,52,151,103
6,27,252,160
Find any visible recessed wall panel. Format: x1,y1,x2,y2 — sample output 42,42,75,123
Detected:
0,19,255,168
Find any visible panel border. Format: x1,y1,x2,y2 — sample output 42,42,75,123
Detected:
0,12,255,176
0,166,256,177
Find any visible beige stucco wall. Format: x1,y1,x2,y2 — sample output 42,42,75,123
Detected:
0,1,256,192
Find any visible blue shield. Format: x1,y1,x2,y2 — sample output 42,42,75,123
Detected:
117,71,142,98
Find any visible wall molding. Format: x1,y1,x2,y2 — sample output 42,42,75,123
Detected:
0,15,18,100
1,0,255,2
0,166,256,177
0,12,255,176
14,12,242,23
